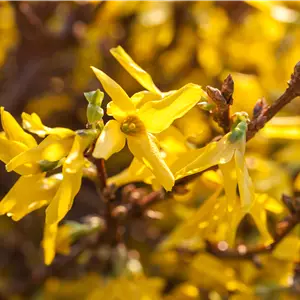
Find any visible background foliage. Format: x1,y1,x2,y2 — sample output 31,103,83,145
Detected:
0,1,299,299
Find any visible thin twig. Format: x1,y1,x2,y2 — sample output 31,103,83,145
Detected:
95,158,108,189
247,61,300,141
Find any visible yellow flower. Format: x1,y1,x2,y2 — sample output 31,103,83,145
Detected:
170,118,273,245
43,132,95,265
0,108,77,175
91,46,205,191
0,108,97,264
108,126,189,189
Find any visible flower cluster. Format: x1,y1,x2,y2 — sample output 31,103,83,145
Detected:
0,108,98,264
0,46,279,265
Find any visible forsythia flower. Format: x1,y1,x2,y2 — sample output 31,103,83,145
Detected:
107,125,189,189
0,108,97,264
91,46,205,191
43,132,95,264
170,115,273,245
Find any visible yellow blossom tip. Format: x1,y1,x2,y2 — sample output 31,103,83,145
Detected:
90,66,99,72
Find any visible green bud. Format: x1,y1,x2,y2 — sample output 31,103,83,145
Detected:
84,89,104,124
84,89,104,106
87,103,104,124
229,120,247,143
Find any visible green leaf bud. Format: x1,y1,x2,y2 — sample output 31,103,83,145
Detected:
84,90,104,124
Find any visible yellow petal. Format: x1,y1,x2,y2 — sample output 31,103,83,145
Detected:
0,173,61,221
0,107,37,148
43,171,82,265
22,112,74,138
55,224,72,255
92,120,126,159
110,46,161,94
43,136,85,264
219,159,237,213
0,138,26,162
6,135,74,173
171,134,236,180
131,91,161,109
0,132,27,161
0,136,40,175
219,160,243,246
235,149,255,211
45,135,85,226
91,66,135,113
127,132,174,191
159,187,222,250
156,125,188,156
249,194,273,245
45,164,82,226
43,222,58,265
107,158,152,187
138,83,204,133
106,101,127,121
174,107,211,146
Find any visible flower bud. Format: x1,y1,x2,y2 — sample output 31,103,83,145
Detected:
84,89,104,124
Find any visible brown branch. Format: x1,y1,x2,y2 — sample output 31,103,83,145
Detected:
247,61,300,141
95,159,108,189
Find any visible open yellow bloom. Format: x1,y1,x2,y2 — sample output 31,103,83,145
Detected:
107,126,189,189
0,108,97,264
160,189,279,251
42,133,92,264
91,47,205,191
3,132,94,265
0,108,77,175
170,119,273,245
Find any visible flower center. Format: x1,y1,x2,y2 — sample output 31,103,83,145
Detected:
120,115,145,136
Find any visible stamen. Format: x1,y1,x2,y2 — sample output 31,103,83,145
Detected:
120,115,145,136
